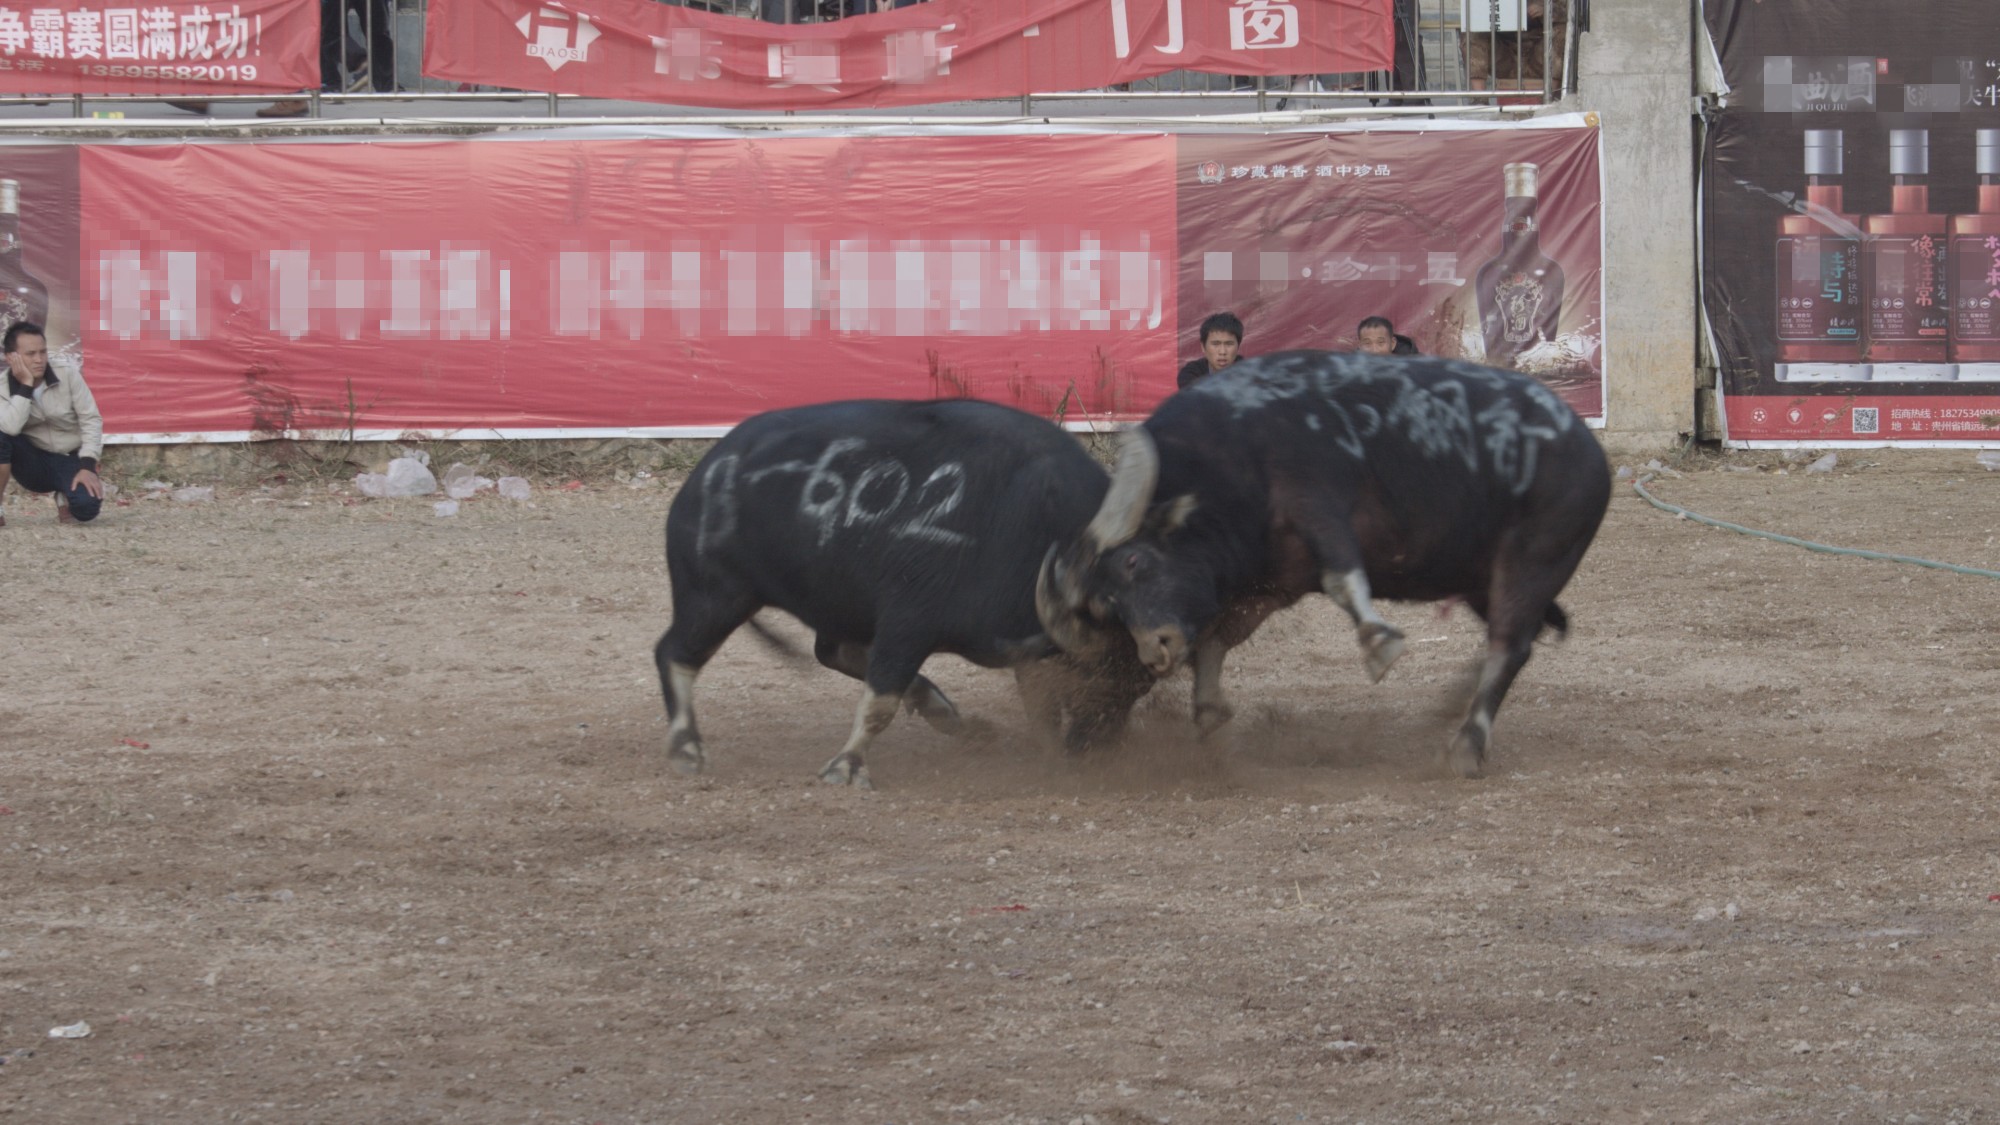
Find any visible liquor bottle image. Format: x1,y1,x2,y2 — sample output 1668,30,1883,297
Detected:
1949,129,2000,379
1772,129,1864,382
1475,162,1565,369
1862,128,1952,380
0,178,47,340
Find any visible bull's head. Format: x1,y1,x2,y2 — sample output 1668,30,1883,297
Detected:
1036,429,1210,677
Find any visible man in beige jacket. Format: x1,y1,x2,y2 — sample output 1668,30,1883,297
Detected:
0,321,103,526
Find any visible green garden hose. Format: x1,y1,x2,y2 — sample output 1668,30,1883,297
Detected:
1631,474,2000,581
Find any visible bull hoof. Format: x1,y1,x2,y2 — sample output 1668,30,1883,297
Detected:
667,739,705,775
1361,624,1406,684
1194,701,1235,739
1442,729,1486,779
817,755,875,790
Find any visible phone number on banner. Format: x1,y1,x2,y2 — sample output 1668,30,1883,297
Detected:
1,60,261,81
0,6,260,64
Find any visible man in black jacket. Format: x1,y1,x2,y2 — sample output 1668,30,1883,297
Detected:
1177,311,1245,389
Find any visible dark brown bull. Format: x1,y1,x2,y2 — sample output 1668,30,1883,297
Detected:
1036,350,1611,777
657,399,1152,789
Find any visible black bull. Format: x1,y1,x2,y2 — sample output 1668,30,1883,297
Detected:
1036,351,1612,778
655,399,1152,789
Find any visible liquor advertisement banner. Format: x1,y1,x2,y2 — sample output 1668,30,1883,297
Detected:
0,146,79,369
1176,120,1603,420
422,0,1392,112
79,135,1179,437
1701,0,2000,443
62,119,1604,441
0,0,318,95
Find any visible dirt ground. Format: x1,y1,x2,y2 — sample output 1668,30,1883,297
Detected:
4,446,2000,1124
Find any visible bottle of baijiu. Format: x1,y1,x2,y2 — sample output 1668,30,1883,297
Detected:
1476,162,1565,370
0,178,49,340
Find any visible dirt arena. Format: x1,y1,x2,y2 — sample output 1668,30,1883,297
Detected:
3,446,1999,1124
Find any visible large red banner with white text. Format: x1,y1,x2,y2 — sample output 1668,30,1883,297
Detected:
0,0,317,95
45,120,1603,440
78,136,1180,436
423,0,1393,111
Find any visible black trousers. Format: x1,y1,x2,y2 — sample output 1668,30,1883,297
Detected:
0,431,100,521
324,0,395,93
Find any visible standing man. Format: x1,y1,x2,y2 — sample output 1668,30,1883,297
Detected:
0,322,103,526
1177,311,1245,389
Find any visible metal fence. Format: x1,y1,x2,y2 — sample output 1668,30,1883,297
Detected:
0,0,1580,121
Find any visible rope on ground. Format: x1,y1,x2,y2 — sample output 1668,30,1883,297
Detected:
1630,474,2000,582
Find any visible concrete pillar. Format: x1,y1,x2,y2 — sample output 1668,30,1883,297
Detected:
1574,0,1696,453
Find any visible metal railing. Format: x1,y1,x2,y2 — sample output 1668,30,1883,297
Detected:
0,0,1579,122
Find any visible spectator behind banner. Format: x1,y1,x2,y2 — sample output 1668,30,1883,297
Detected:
1177,311,1245,389
0,321,103,527
167,0,395,117
265,0,398,117
1356,316,1420,356
754,0,925,18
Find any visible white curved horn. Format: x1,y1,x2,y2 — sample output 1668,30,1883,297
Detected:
1035,545,1103,656
1084,427,1159,552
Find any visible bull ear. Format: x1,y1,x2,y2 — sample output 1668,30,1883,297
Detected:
1084,427,1159,553
1145,493,1198,536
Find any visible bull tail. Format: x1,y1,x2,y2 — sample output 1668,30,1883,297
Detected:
1540,602,1570,641
745,614,806,660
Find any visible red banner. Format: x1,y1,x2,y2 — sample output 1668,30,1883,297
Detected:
0,0,317,94
422,0,1393,111
1176,122,1604,419
79,135,1180,436
1724,395,2000,442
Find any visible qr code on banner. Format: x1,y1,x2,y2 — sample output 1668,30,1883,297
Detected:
1852,407,1879,434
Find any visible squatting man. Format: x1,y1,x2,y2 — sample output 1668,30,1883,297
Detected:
0,321,103,526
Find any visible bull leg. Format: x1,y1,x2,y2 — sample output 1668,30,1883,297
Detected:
1446,529,1596,777
654,591,757,775
1322,568,1406,683
814,635,988,740
1191,635,1234,737
817,642,929,789
1447,639,1532,779
1287,504,1407,682
820,690,900,790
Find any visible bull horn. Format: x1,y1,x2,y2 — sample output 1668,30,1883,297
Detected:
1035,545,1104,657
1084,427,1159,553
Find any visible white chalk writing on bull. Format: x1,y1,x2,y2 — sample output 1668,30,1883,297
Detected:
741,440,973,548
1476,397,1560,496
844,460,910,528
743,438,865,546
896,463,971,546
1384,378,1478,472
1187,356,1569,489
695,453,741,557
804,439,865,545
1314,398,1368,459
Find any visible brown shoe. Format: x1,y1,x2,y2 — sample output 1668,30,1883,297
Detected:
57,497,74,523
166,99,211,114
256,98,310,118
